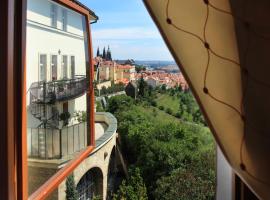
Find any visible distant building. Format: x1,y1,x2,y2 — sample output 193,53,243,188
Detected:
125,81,138,99
146,77,159,88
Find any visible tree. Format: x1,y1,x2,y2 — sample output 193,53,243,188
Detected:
101,86,107,95
106,95,134,114
165,107,173,115
154,168,215,200
65,173,79,200
161,84,166,91
158,105,164,110
113,168,148,200
138,77,147,97
135,65,146,73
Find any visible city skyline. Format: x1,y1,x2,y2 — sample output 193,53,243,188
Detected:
79,0,174,61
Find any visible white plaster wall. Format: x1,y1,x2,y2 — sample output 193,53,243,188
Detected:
26,0,87,107
27,0,84,36
216,145,234,200
26,0,88,130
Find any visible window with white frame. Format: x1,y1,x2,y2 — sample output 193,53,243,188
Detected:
50,3,57,28
70,56,75,78
62,55,68,79
62,9,67,31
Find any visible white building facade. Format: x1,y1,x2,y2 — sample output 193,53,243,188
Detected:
26,0,92,160
27,0,88,127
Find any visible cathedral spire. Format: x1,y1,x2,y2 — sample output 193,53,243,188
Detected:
96,47,100,57
106,45,112,61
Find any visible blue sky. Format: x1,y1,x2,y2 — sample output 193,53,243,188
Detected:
79,0,173,61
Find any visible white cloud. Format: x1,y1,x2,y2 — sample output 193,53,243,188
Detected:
92,27,161,40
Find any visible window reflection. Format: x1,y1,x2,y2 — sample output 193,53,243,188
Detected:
26,0,90,195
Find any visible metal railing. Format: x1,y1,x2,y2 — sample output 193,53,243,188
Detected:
27,122,87,159
29,75,87,104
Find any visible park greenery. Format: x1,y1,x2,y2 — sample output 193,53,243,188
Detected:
105,79,215,200
94,82,125,96
65,173,79,200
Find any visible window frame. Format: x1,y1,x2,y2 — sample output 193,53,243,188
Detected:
0,0,96,199
51,54,58,81
70,55,75,79
38,53,48,82
62,8,68,31
61,54,68,79
50,3,58,28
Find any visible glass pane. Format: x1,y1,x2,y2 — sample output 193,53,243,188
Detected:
51,55,58,81
71,56,75,79
62,55,68,79
39,54,47,82
26,0,90,195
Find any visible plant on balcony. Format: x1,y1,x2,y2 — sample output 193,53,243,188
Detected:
74,111,87,123
57,82,65,93
60,111,70,126
65,173,79,200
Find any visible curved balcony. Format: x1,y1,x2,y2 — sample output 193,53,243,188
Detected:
29,75,87,104
27,112,117,160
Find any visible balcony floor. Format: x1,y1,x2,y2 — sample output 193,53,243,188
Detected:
95,122,108,140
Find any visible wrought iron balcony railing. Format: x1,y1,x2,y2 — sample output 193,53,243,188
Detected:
29,75,87,104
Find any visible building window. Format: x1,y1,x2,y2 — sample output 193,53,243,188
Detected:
62,55,68,79
71,56,75,78
51,55,58,80
39,54,47,82
50,3,57,28
62,9,67,31
63,102,68,113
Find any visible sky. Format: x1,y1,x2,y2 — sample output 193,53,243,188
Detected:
79,0,174,61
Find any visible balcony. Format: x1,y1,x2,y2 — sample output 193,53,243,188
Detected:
29,75,87,104
27,112,117,160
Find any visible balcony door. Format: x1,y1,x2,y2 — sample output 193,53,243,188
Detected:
62,55,68,79
70,56,75,79
51,55,58,81
39,54,47,82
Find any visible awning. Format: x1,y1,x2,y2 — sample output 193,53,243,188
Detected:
143,0,270,198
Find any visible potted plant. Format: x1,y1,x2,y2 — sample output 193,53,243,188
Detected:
60,111,70,126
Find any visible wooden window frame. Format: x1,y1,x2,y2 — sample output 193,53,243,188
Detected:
0,0,96,199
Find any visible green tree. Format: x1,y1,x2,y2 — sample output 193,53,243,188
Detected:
158,105,164,110
154,167,215,200
101,86,107,95
113,168,148,200
106,95,134,114
138,77,147,97
165,108,173,115
65,173,79,200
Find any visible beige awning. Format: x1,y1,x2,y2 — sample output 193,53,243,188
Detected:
143,0,270,198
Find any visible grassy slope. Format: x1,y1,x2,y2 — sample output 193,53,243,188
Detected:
156,93,179,114
136,104,212,142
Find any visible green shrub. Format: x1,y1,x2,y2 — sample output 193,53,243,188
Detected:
166,108,173,115
158,105,164,110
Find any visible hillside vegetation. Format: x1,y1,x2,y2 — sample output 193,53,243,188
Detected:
106,82,215,200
